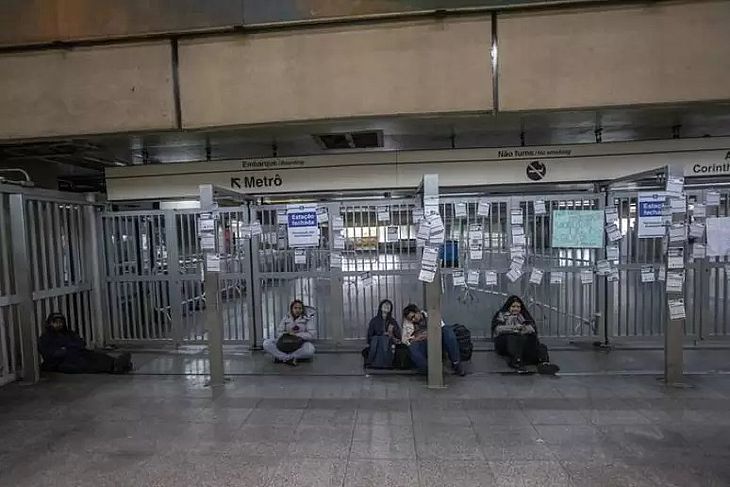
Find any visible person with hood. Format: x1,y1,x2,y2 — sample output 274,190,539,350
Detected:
491,295,559,375
38,313,132,374
263,299,316,366
402,304,466,376
364,299,401,368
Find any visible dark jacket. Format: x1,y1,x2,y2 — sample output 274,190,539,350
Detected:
37,314,86,370
490,296,536,337
367,300,401,343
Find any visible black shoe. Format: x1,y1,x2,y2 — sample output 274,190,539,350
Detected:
508,358,523,370
284,359,298,367
274,358,283,364
452,362,466,377
537,362,560,375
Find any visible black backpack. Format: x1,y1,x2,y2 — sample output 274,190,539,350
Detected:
451,324,473,362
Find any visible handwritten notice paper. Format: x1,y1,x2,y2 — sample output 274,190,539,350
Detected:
551,210,604,248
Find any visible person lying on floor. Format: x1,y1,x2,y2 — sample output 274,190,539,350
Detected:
38,313,132,374
363,299,404,368
402,304,466,376
491,295,559,375
263,299,316,367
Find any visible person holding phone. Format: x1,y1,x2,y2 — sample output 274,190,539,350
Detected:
491,295,559,375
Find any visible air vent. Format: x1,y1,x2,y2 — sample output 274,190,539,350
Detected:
314,130,383,150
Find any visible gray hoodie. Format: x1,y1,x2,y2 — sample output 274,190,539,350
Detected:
276,307,317,341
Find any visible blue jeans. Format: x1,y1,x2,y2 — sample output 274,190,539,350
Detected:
408,326,461,374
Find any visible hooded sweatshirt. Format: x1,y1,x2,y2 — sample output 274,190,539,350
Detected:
276,305,317,341
37,313,86,368
491,296,536,337
367,300,401,343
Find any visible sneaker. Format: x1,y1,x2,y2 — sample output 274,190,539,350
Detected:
452,362,466,377
516,366,531,375
537,362,560,375
284,359,298,367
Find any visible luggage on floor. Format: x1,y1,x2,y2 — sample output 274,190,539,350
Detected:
450,323,473,362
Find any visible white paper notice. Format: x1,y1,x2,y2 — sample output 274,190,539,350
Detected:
332,216,344,230
689,222,705,239
668,247,685,269
668,224,687,243
580,269,594,285
692,243,706,260
334,235,345,250
638,193,669,239
422,247,439,267
412,208,424,222
657,265,667,282
294,249,307,265
452,270,466,287
506,267,522,282
455,203,467,218
529,268,544,285
198,216,215,233
666,270,684,293
466,270,480,286
510,246,526,260
477,200,491,217
485,271,498,286
596,260,611,276
317,207,329,224
418,269,436,283
330,252,342,269
666,176,685,197
205,254,220,272
606,244,620,261
641,265,655,283
550,272,565,285
469,250,483,261
386,226,399,243
668,299,686,320
706,217,730,257
361,273,375,287
606,223,622,242
200,235,215,251
276,210,288,225
607,268,620,282
511,255,526,269
534,200,547,216
510,209,524,225
693,203,706,219
416,222,431,241
706,190,721,207
670,197,686,214
430,230,446,245
604,206,619,224
250,221,263,237
377,207,390,222
513,235,527,247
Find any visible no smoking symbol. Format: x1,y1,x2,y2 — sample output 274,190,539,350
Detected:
526,161,547,181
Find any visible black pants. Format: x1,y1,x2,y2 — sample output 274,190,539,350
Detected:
55,350,116,374
494,333,549,365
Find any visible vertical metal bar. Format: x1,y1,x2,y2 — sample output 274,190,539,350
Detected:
164,211,183,345
9,194,38,383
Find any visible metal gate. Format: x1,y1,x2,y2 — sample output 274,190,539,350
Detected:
0,191,19,385
439,194,602,339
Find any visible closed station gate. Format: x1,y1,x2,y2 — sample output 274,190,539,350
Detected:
97,187,730,350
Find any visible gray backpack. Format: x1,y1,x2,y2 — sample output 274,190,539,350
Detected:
367,335,395,368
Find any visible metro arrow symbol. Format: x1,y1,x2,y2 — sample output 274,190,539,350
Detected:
231,177,241,189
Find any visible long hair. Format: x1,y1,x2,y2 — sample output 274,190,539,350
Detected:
377,299,395,323
289,299,305,317
491,295,535,335
45,312,67,329
402,303,420,320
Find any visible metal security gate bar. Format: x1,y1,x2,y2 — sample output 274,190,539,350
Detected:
0,192,19,385
339,199,421,341
439,194,601,339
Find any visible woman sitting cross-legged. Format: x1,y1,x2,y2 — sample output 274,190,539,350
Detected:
491,295,559,375
263,299,316,367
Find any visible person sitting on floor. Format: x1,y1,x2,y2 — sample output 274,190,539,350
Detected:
263,299,316,367
402,304,466,376
491,295,560,375
364,299,402,368
38,312,132,374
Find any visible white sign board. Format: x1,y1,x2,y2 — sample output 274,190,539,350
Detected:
637,193,667,238
287,204,319,248
706,217,730,257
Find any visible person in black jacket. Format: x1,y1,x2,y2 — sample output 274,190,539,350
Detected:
366,299,401,344
491,296,559,375
363,299,403,368
38,313,132,374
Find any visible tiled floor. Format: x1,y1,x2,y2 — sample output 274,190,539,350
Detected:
1,364,730,486
0,351,730,487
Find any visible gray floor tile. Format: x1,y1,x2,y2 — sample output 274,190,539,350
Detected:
288,423,354,458
561,460,658,487
356,409,413,426
467,408,533,426
489,460,573,487
523,408,589,425
245,406,305,425
418,459,497,487
474,425,555,461
584,409,652,426
344,459,420,487
300,407,357,426
641,462,730,487
269,458,347,487
411,407,472,426
414,424,485,460
351,424,416,460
